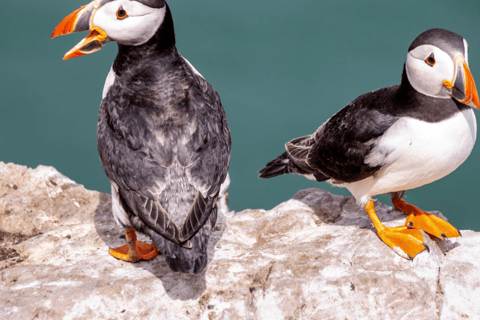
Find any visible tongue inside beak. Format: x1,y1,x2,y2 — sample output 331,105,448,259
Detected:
63,27,108,60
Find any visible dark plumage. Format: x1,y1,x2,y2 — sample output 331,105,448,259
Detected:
53,0,230,273
98,4,230,273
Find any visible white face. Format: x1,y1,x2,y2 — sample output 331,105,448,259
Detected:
405,44,455,99
93,0,166,46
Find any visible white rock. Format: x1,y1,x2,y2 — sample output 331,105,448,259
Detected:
0,162,479,319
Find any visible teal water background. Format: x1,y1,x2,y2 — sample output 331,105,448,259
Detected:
1,0,479,230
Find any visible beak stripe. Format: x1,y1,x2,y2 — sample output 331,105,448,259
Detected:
444,56,480,109
465,62,480,108
462,60,480,109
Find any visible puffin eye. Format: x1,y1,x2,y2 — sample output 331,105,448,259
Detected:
425,53,435,67
116,6,128,19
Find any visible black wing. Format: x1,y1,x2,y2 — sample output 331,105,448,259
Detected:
306,87,399,182
260,86,400,183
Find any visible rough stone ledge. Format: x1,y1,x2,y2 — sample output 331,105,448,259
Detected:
0,162,479,320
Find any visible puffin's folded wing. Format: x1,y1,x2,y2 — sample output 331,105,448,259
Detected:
180,134,229,240
118,188,190,246
183,76,231,196
307,106,398,183
165,72,230,243
175,93,230,242
179,191,216,241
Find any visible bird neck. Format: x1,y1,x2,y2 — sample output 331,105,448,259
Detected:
112,4,177,76
396,64,436,107
395,64,468,122
397,64,418,103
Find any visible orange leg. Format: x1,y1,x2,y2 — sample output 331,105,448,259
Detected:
391,193,460,240
109,228,159,262
364,200,428,260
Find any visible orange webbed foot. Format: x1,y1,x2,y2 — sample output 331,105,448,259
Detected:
405,212,460,240
364,200,429,260
391,193,460,240
109,228,158,262
377,225,429,260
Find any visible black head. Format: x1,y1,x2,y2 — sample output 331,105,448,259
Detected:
136,0,166,8
408,28,465,59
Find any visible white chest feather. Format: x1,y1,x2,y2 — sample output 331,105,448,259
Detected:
102,66,116,100
347,108,477,205
182,56,205,79
111,184,131,228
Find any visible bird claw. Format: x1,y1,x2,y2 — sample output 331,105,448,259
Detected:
422,242,430,253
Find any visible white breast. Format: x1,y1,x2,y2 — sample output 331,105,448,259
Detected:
182,56,205,79
347,108,477,206
102,66,116,100
111,184,132,228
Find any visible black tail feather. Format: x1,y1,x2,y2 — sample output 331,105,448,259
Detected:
146,205,218,274
163,205,217,274
259,152,294,179
259,151,329,182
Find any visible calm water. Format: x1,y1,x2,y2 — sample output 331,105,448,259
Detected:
1,0,479,230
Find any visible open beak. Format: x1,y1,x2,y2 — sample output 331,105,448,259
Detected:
51,1,109,60
443,55,480,109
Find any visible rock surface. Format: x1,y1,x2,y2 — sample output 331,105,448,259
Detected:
1,162,479,320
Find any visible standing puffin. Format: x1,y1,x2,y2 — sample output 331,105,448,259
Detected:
259,28,479,260
52,0,231,273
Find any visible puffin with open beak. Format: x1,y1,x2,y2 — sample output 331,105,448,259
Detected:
259,28,478,259
52,0,231,273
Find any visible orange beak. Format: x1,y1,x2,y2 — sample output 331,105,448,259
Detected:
61,27,108,60
443,56,480,109
51,2,109,60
